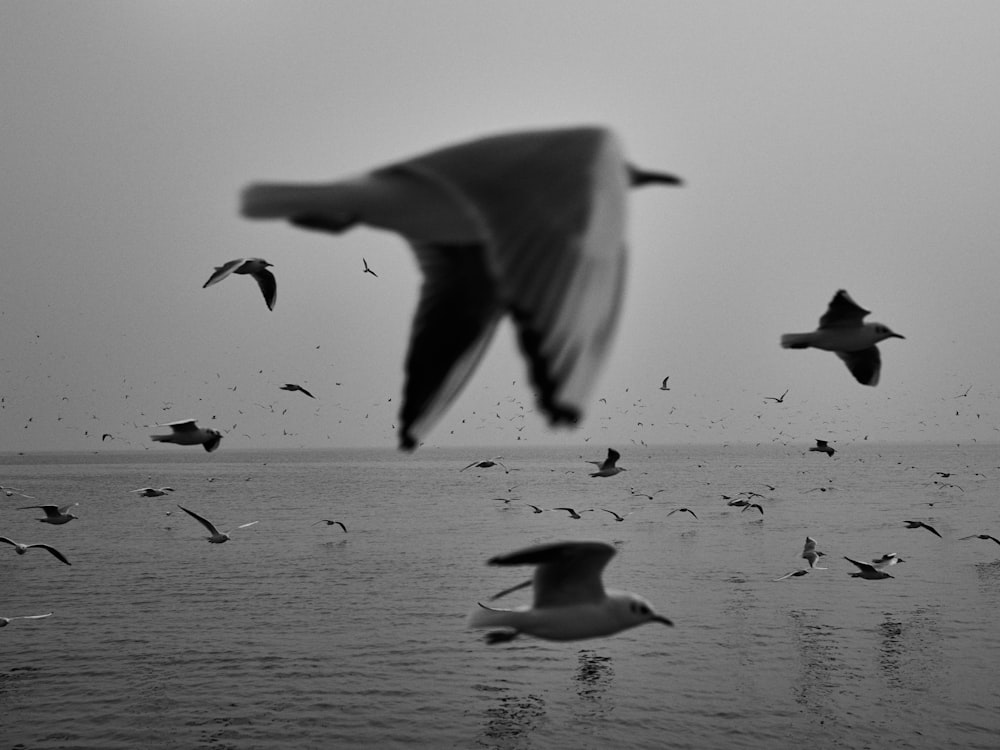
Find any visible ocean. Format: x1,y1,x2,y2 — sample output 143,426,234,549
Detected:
1,443,997,749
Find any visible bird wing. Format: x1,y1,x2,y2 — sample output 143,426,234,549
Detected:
488,540,616,608
159,419,200,433
388,127,627,431
297,386,316,399
601,448,621,469
251,268,277,311
397,241,504,450
203,433,222,453
818,289,870,329
56,503,78,515
33,544,71,565
203,259,246,288
844,556,878,573
835,348,882,386
236,521,259,530
0,537,17,547
177,505,220,535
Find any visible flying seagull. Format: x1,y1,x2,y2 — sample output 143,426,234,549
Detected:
18,503,78,525
763,389,788,403
587,448,625,477
773,569,810,581
904,520,942,538
780,289,904,386
151,419,222,452
460,457,509,473
203,258,276,310
0,612,53,628
801,537,827,569
959,533,1000,545
312,520,347,531
130,487,174,497
0,537,71,565
809,439,835,457
362,258,378,277
280,383,316,399
667,508,698,519
659,377,670,391
0,485,34,498
177,505,258,543
871,552,905,567
552,507,593,520
844,556,894,580
241,126,682,449
468,540,672,643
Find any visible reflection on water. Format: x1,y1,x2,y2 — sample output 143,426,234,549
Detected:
877,607,942,692
474,683,547,750
788,609,840,723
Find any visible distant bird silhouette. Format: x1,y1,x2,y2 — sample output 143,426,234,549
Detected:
461,457,508,473
18,503,78,525
780,289,904,386
362,258,378,277
203,258,276,310
601,508,630,522
904,520,942,538
845,556,894,580
809,439,835,457
667,508,698,519
659,377,670,391
959,533,1000,545
741,503,764,516
0,537,71,565
526,504,545,514
312,520,347,532
241,126,682,449
280,383,316,399
0,612,52,628
130,487,174,497
763,389,788,403
177,505,258,543
552,507,593,520
151,419,222,452
588,448,625,477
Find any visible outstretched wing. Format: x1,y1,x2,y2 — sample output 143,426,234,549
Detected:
203,259,246,288
819,290,870,329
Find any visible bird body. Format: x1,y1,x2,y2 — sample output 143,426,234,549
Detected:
151,420,222,452
203,258,276,310
131,487,174,497
468,540,671,643
280,383,316,399
810,439,835,457
781,290,903,386
801,536,826,569
19,503,78,525
242,126,682,449
0,537,71,565
588,448,625,477
845,556,894,580
177,505,257,543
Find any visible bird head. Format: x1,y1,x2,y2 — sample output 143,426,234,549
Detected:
872,324,905,342
615,593,673,629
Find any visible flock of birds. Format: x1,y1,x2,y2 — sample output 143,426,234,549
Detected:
0,125,977,642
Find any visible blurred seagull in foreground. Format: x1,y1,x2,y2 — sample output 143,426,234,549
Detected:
801,537,827,569
203,258,276,310
241,126,682,449
130,487,174,497
18,503,79,525
588,448,625,477
0,537,71,565
151,419,222,453
177,505,258,544
0,612,52,628
468,540,672,643
280,383,316,399
781,289,904,386
809,439,835,457
312,520,347,531
904,520,943,538
959,533,1000,545
845,556,894,580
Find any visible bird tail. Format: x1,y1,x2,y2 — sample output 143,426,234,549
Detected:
467,603,525,630
780,333,813,349
150,434,170,442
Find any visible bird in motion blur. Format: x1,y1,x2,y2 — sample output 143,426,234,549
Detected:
150,419,222,453
18,503,78,525
130,487,174,497
280,383,316,399
781,289,903,386
0,612,53,628
468,540,672,643
587,447,625,477
177,505,258,543
904,520,942,538
241,126,682,449
0,537,71,565
845,556,894,580
959,533,1000,545
203,258,276,310
801,536,826,569
809,439,835,457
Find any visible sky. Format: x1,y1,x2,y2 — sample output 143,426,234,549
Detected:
2,1,998,453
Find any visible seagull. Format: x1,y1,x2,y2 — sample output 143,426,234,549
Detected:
773,569,810,581
467,540,672,643
177,505,258,543
241,126,682,450
0,537,71,565
526,504,546,514
959,534,1000,545
151,419,222,452
741,503,764,516
362,257,378,277
0,485,34,498
312,520,347,531
809,439,835,457
18,503,78,525
871,552,905,567
203,258,276,310
601,508,628,522
801,537,827,569
130,487,174,497
588,448,625,477
780,289,904,386
280,383,316,399
844,556,894,580
763,389,788,403
659,377,670,391
553,507,594,520
904,520,942,538
460,457,509,473
0,612,53,628
667,508,698,519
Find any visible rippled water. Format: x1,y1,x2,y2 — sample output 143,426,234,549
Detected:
1,443,997,748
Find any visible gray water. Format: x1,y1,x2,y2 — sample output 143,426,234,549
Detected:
1,443,998,749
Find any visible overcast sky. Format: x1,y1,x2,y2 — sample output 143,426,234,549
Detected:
2,1,998,453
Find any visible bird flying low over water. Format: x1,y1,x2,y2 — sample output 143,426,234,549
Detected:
667,508,698,519
312,520,347,531
844,556,894,580
460,457,509,473
0,537,71,565
241,126,683,449
659,377,670,391
781,290,903,386
904,520,943,538
809,439,835,457
588,448,625,477
801,537,826,569
280,383,316,399
0,612,53,628
959,533,1000,545
468,540,672,643
130,487,174,497
203,258,276,310
18,504,78,525
871,552,905,567
553,507,593,519
151,420,222,452
177,505,258,543
0,486,34,498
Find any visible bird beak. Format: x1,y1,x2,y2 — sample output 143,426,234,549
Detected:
626,164,684,187
654,615,674,627
890,332,905,339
